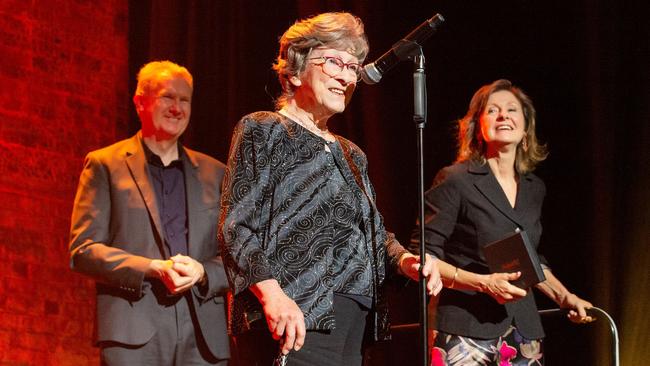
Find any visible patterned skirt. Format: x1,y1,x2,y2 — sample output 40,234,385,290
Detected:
431,326,543,366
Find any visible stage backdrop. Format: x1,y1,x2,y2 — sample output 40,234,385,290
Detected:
128,1,648,365
0,0,647,365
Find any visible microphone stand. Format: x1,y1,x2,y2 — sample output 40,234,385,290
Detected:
388,38,430,366
362,14,444,365
412,49,429,366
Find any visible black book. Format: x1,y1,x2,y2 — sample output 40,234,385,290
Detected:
482,230,546,289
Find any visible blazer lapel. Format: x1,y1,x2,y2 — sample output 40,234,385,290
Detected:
182,147,201,258
470,161,524,228
513,173,535,215
124,133,168,257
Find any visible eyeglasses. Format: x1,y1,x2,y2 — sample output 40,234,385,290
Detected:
308,56,361,80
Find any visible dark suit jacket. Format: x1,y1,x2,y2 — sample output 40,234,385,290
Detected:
69,132,230,360
412,160,548,339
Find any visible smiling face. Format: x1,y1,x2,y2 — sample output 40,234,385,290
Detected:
479,90,526,150
135,75,192,142
291,47,358,119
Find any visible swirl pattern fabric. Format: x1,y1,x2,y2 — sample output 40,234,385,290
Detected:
219,111,407,340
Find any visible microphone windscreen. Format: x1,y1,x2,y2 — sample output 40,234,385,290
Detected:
360,63,381,85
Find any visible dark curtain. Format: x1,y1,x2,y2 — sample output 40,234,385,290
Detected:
128,1,649,365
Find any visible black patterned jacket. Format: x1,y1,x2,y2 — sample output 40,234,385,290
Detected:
219,111,407,341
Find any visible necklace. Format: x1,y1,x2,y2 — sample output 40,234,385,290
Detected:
279,108,335,143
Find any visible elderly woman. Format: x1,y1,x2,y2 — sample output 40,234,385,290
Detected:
412,79,593,365
219,12,441,366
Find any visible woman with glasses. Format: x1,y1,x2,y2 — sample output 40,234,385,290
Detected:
220,12,441,366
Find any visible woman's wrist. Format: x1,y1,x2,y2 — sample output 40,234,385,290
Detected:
448,266,459,288
559,292,576,308
445,267,485,292
395,251,411,275
464,271,490,293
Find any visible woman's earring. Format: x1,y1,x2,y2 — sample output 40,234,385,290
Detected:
289,76,301,87
521,136,529,152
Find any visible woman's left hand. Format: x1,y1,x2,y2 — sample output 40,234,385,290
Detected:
399,253,443,295
562,293,595,324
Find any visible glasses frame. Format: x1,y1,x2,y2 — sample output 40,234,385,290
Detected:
307,56,362,80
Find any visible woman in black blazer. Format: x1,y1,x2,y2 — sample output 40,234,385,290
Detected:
412,79,593,365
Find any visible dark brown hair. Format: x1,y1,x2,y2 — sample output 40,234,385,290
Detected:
456,79,547,174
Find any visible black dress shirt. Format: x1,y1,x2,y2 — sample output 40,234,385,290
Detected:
143,142,188,256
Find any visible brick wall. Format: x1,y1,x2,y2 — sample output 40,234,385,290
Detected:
0,1,129,364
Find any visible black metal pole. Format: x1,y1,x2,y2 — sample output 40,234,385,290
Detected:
413,51,428,366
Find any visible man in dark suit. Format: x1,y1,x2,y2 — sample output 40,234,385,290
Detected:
69,61,229,365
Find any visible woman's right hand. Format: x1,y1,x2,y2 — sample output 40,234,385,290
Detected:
481,272,527,304
250,279,306,355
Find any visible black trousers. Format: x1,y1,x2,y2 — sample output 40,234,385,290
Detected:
234,295,370,366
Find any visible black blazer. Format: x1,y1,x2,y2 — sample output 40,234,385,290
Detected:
69,133,230,360
412,160,548,339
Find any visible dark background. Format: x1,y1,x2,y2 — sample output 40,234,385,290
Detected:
129,1,648,365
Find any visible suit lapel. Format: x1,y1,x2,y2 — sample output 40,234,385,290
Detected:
471,161,524,228
183,147,201,258
124,133,169,257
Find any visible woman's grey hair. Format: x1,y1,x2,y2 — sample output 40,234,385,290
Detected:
273,12,369,109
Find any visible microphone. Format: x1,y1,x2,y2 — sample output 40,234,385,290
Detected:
361,13,444,85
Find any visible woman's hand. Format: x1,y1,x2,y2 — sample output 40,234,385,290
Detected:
561,293,595,324
480,272,527,304
535,269,595,324
398,253,443,295
250,279,306,355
